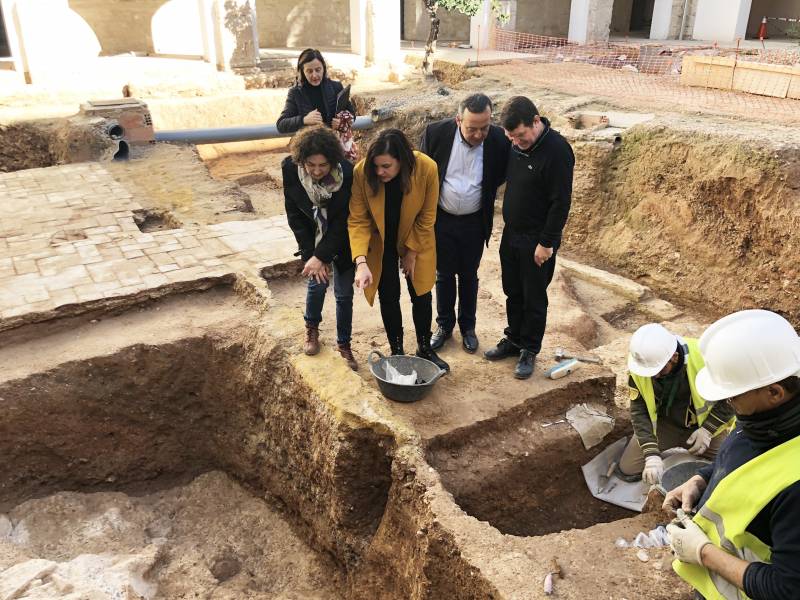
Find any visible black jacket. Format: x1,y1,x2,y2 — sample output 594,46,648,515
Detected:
502,118,574,248
276,79,355,134
282,156,353,270
419,118,510,245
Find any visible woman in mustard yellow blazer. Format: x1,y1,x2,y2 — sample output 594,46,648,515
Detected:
349,129,449,372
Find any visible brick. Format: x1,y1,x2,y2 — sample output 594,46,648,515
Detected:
37,255,83,277
117,270,143,287
24,288,51,303
87,262,120,284
142,273,169,287
147,252,175,267
179,236,201,250
123,250,145,259
171,253,200,268
99,247,124,261
13,259,37,275
49,289,79,306
95,213,118,227
54,244,78,255
84,225,122,236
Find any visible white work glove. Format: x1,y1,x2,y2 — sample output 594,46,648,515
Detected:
642,455,664,485
686,428,712,456
667,510,711,565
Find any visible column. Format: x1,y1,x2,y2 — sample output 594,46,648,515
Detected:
469,0,492,50
211,0,259,72
692,0,752,43
650,0,675,39
350,0,367,55
568,0,614,44
351,0,400,67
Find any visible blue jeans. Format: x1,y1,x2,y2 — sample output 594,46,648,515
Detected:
304,263,355,345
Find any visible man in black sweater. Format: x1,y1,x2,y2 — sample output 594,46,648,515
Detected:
420,93,510,354
484,96,575,379
665,309,800,600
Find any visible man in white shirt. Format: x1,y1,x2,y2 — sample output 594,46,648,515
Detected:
420,94,510,354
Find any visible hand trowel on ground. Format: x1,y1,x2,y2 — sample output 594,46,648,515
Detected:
596,461,618,494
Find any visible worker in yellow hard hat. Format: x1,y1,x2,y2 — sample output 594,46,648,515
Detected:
664,309,800,599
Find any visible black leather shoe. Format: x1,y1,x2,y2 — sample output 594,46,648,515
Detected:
430,326,452,351
514,350,535,379
461,330,478,354
484,338,520,361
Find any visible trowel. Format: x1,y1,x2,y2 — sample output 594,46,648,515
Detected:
597,461,618,494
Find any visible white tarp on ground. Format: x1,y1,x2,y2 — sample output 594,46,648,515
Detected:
566,403,615,449
582,437,650,512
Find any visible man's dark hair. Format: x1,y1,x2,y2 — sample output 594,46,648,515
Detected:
364,128,416,195
459,93,493,116
777,375,800,396
500,96,540,131
290,125,344,167
296,48,327,85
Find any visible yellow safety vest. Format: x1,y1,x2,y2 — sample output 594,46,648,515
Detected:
673,434,800,599
630,338,727,435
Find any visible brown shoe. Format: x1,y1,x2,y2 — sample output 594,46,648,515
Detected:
337,342,358,371
304,324,320,356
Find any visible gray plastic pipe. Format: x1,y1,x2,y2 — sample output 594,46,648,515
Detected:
155,115,378,145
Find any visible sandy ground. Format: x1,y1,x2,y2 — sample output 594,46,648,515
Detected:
0,472,343,599
4,52,795,600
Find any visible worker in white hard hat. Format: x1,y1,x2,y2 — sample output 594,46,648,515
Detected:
664,309,800,599
617,323,735,484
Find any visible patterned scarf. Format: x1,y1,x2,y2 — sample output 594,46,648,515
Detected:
297,163,343,246
334,110,358,162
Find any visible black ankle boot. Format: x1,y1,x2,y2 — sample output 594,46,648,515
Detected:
389,329,404,356
416,333,450,372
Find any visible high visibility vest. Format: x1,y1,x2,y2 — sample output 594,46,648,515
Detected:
630,337,727,435
673,434,800,599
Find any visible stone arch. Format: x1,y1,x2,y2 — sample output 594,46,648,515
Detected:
11,0,100,81
68,0,168,55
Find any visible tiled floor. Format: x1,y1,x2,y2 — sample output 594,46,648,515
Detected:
0,161,296,329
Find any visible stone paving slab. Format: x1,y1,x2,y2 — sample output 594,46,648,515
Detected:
0,162,297,331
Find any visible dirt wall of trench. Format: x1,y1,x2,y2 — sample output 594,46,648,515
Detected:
0,331,394,573
567,129,800,325
0,117,122,172
350,446,503,600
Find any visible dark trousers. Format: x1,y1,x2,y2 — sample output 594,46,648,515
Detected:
499,231,557,353
377,244,432,343
435,209,485,333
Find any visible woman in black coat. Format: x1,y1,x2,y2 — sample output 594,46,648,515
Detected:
276,48,356,135
283,125,357,370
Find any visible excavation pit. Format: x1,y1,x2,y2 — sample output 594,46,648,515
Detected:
0,289,394,598
427,387,634,537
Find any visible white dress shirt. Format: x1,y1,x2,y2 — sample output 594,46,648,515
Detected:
438,127,483,215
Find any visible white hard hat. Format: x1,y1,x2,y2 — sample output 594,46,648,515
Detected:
695,309,800,402
628,323,678,377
